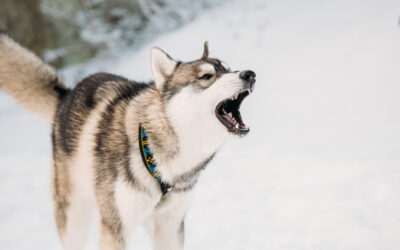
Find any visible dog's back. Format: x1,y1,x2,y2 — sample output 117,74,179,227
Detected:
53,73,148,155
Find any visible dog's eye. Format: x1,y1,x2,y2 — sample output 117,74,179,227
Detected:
199,74,213,80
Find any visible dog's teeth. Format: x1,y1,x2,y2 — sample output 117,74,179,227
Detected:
235,124,239,129
247,89,250,95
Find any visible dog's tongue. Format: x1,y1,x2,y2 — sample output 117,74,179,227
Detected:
222,113,237,127
222,111,248,131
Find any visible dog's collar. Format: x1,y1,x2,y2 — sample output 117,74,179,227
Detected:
138,124,173,195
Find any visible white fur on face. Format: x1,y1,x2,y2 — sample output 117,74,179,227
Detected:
199,63,216,76
156,71,246,182
205,71,244,107
166,85,226,148
164,72,243,164
167,71,244,135
162,86,224,180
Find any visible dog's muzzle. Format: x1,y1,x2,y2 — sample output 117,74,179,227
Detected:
215,70,256,136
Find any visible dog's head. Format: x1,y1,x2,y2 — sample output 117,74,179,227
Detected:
151,42,255,140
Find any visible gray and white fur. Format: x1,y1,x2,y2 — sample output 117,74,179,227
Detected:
0,33,255,250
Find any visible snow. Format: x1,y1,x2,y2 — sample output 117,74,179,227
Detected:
1,0,400,249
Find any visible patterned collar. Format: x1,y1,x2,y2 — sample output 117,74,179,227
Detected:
138,124,173,195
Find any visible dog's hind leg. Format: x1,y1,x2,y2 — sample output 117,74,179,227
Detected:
55,188,93,250
98,220,125,250
53,161,93,250
96,180,127,250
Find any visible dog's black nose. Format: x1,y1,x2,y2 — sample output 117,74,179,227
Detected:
240,70,256,88
240,70,256,83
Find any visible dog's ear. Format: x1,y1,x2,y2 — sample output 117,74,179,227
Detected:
151,47,177,90
202,41,209,59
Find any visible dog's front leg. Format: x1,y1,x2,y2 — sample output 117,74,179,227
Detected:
153,214,185,250
151,192,192,250
97,179,159,250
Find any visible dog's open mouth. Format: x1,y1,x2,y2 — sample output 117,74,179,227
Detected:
215,89,250,136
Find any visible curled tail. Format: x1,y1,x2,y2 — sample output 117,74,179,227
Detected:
0,33,69,122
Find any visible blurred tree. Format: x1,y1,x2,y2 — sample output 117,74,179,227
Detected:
0,0,97,68
0,0,225,69
0,0,50,56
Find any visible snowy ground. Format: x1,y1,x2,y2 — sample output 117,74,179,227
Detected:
1,0,400,249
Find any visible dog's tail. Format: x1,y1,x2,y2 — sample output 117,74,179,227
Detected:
0,32,70,122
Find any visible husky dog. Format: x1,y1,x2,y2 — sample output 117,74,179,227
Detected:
0,33,255,250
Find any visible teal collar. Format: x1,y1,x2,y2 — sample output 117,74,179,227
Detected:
138,124,173,195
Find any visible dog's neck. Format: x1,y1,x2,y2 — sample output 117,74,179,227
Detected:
134,87,179,164
132,86,226,183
